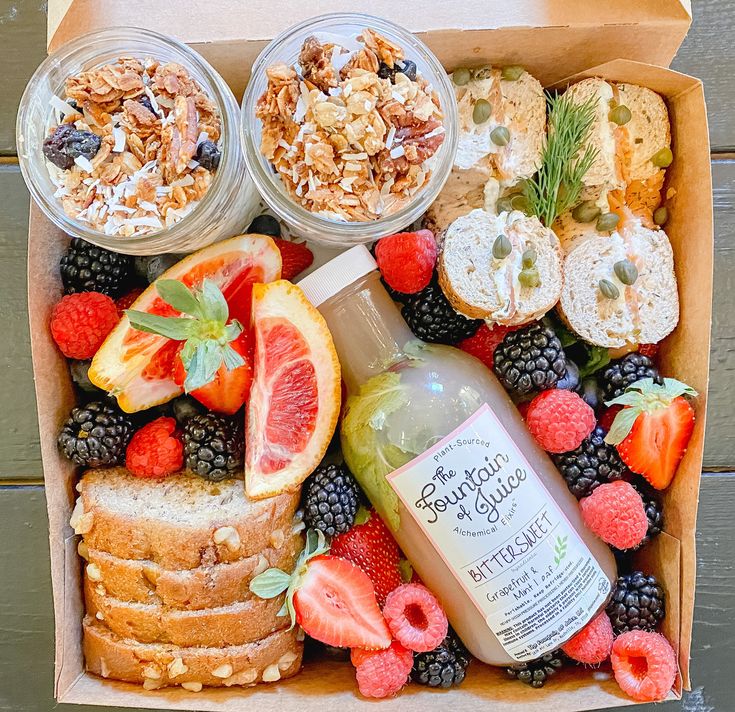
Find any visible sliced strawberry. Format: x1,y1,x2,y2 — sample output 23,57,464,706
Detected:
293,555,391,650
605,378,697,490
172,332,253,415
331,510,403,607
273,239,314,281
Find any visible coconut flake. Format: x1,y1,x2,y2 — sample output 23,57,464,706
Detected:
389,145,405,159
111,205,137,215
50,95,79,116
341,152,368,161
196,132,209,148
143,87,163,117
187,159,199,170
127,216,163,229
385,126,396,150
74,156,94,173
112,126,126,153
424,126,445,140
138,200,159,212
391,91,406,105
170,174,195,188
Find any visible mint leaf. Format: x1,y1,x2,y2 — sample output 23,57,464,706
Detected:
578,345,610,378
156,280,202,318
126,311,195,341
200,278,229,323
249,568,291,599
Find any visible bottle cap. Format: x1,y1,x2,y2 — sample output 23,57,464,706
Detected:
297,245,377,307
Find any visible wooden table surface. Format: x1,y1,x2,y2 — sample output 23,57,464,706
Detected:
0,1,733,710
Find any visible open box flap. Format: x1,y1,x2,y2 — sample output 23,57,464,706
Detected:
47,1,692,94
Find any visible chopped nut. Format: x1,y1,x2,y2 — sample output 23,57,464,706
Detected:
77,540,89,561
278,651,299,670
70,499,93,535
270,529,285,549
142,564,160,589
86,563,103,582
261,664,281,682
142,663,162,680
95,611,104,621
253,554,269,576
99,658,110,678
224,668,258,686
143,678,164,691
213,526,241,552
181,681,203,692
95,584,106,596
212,663,233,679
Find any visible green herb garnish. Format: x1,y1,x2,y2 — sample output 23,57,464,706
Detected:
524,92,599,227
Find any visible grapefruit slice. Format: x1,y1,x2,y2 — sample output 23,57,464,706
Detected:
246,281,341,499
89,235,281,413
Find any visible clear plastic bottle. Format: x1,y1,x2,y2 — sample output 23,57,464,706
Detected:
299,246,616,666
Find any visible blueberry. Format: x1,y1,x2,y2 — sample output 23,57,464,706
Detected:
247,214,281,237
556,360,580,391
172,395,204,424
67,99,80,113
196,140,221,171
42,124,102,170
145,254,181,283
69,360,102,394
578,376,605,412
138,94,155,114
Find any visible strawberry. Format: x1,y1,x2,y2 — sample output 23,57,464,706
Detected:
331,509,403,606
172,331,253,414
274,238,314,281
127,279,254,415
605,378,697,490
250,530,391,650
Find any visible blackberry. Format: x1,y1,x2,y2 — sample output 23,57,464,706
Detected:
493,323,567,395
401,281,482,344
43,123,101,169
553,425,626,499
412,630,471,688
60,238,134,298
506,651,565,688
600,353,663,400
182,413,244,482
607,571,665,634
57,401,134,467
302,463,361,537
630,483,663,547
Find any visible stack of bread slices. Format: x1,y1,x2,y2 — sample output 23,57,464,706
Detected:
71,467,305,691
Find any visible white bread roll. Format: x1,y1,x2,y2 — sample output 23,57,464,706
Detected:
438,208,563,325
559,224,679,347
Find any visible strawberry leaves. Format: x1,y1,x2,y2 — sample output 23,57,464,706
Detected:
250,529,330,628
604,378,697,445
126,278,245,393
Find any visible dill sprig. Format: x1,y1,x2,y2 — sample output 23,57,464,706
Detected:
524,92,600,227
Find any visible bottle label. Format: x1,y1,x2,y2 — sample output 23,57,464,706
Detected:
386,404,611,662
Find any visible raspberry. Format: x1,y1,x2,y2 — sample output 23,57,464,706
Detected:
561,611,613,664
637,343,659,360
351,640,413,698
50,291,119,359
611,630,677,702
526,390,596,453
375,230,437,294
115,287,145,315
125,417,183,479
382,583,448,652
516,400,531,420
580,481,648,549
273,238,314,281
458,323,518,370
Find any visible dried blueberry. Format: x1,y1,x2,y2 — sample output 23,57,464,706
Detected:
67,99,80,113
42,124,102,170
377,59,417,83
196,140,221,171
138,94,155,114
396,59,417,81
247,214,281,237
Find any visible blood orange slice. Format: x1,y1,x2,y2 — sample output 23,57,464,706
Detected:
246,281,341,499
89,234,281,413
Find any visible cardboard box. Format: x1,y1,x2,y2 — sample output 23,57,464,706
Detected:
28,2,712,710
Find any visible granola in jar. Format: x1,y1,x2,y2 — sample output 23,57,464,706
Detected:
254,29,446,222
42,57,223,238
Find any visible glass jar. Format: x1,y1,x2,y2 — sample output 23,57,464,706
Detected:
240,13,458,247
16,27,260,256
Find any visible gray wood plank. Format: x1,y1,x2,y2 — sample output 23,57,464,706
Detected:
707,158,735,467
0,165,40,478
0,0,47,155
0,158,733,474
1,477,734,710
672,0,735,152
